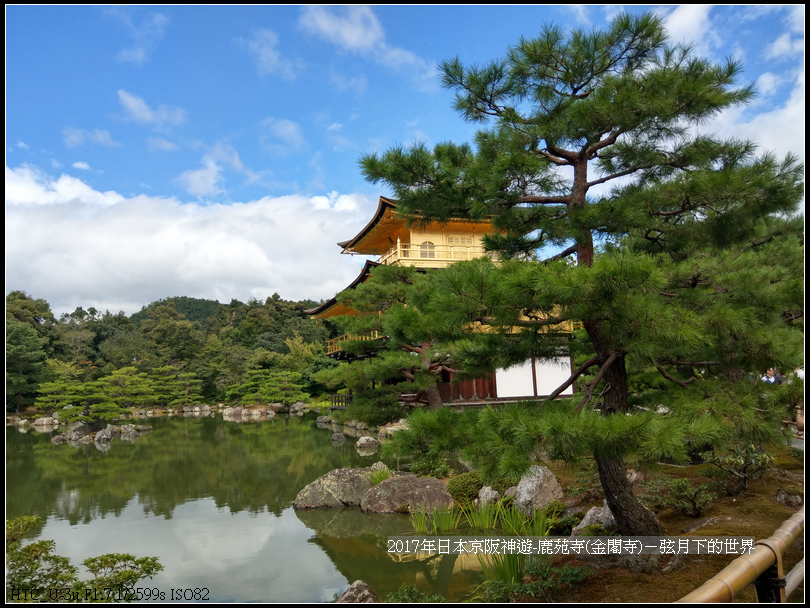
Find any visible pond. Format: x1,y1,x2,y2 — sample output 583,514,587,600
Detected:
6,414,482,602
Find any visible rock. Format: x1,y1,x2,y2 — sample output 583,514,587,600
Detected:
356,436,379,450
571,500,617,536
336,580,380,603
32,417,54,427
267,409,276,419
776,488,803,508
290,401,309,414
332,432,346,443
120,429,140,442
294,468,374,509
119,423,139,442
626,468,645,486
514,465,563,515
94,424,117,443
360,475,453,514
316,415,331,424
477,486,501,507
370,461,389,473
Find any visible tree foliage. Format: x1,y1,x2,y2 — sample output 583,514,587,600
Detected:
360,12,803,535
6,516,162,603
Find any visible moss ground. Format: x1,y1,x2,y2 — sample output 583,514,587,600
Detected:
539,444,804,603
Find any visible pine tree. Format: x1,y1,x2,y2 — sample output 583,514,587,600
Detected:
317,264,459,413
6,319,47,413
359,13,804,535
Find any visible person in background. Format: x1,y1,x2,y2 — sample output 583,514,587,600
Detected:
761,367,783,384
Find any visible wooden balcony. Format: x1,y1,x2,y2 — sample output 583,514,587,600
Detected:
326,331,384,356
378,242,497,268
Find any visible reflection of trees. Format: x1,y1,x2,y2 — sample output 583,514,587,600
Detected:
295,508,477,600
7,415,391,524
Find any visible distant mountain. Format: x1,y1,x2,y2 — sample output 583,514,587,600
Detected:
130,296,221,326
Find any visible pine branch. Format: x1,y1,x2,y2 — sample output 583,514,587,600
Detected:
576,352,618,411
542,244,578,264
545,355,600,401
655,363,697,387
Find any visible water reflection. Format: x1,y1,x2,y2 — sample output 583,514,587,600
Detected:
6,415,481,602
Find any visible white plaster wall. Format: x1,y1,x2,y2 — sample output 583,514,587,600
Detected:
495,357,573,398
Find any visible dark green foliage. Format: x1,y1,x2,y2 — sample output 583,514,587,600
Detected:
342,391,401,426
386,584,445,603
637,479,670,513
700,443,774,495
226,369,310,406
470,561,590,603
446,471,484,506
410,455,452,478
6,318,47,412
662,479,717,517
549,513,584,537
357,10,804,537
130,296,221,327
6,516,162,603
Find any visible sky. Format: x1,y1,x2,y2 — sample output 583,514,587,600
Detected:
6,5,805,318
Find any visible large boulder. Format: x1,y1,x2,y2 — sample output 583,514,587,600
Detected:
360,475,453,514
514,465,563,515
294,468,374,509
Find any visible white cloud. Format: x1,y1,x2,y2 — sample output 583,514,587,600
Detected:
765,32,805,60
662,5,718,51
63,128,121,148
118,90,186,130
147,137,179,152
6,165,122,207
260,118,307,155
243,29,301,79
175,157,225,197
299,6,437,92
5,164,374,316
106,9,170,66
72,161,91,170
756,72,782,96
299,6,384,51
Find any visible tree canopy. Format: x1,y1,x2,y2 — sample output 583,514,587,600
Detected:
360,12,804,535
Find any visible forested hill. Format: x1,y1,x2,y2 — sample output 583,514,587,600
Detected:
6,290,336,413
130,296,222,327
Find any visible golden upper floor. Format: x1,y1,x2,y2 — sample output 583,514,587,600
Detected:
338,196,495,269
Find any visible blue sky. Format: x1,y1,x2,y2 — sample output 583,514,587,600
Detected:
6,5,805,317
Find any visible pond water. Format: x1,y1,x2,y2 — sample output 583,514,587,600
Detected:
6,414,482,602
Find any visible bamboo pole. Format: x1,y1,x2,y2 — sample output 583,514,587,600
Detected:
677,506,804,602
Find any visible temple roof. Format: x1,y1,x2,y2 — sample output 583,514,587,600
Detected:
337,196,406,256
304,260,380,319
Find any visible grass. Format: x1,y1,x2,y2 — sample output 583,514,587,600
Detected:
431,504,463,534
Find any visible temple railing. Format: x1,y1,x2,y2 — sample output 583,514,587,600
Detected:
326,331,383,355
378,242,498,268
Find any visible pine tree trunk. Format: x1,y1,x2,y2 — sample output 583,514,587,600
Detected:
595,451,664,536
590,337,664,535
426,384,444,410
